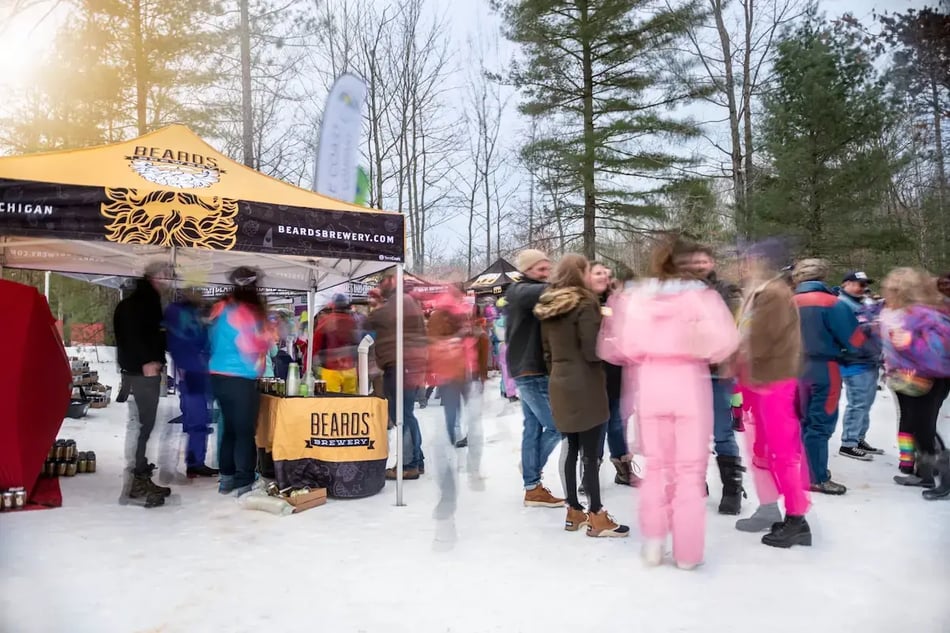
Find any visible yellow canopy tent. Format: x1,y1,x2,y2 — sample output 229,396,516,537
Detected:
0,124,404,291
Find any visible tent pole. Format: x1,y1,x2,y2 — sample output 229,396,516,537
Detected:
44,271,51,302
395,263,405,506
306,286,315,378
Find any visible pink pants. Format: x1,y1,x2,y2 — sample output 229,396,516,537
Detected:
637,364,711,567
740,379,811,516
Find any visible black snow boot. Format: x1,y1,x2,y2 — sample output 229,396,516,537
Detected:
894,454,936,488
761,515,812,548
923,451,950,500
716,455,746,515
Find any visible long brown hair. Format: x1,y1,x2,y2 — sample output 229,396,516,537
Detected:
550,253,592,292
650,233,693,281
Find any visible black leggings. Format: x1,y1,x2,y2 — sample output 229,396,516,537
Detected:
563,424,605,513
897,378,950,456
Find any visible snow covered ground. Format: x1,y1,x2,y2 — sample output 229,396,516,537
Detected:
2,348,949,633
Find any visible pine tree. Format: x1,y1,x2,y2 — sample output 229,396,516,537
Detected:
752,10,900,261
878,6,950,270
493,0,708,258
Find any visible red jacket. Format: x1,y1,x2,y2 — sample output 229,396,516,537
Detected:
312,310,358,370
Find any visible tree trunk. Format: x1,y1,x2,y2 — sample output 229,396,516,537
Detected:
132,0,147,136
467,183,476,277
931,74,947,264
239,0,255,168
713,0,746,237
528,168,535,247
741,0,755,232
579,0,596,259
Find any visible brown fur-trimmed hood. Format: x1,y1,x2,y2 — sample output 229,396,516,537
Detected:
533,287,595,321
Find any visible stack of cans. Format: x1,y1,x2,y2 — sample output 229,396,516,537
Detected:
0,487,27,512
42,439,96,478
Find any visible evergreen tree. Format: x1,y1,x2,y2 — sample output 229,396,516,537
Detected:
493,0,708,258
878,6,950,270
752,10,901,261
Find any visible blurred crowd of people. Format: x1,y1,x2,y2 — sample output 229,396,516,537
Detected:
111,238,950,570
500,237,950,569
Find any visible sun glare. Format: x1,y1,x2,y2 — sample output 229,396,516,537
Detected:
0,6,59,88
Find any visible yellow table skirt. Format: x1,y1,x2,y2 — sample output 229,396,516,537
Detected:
255,394,389,463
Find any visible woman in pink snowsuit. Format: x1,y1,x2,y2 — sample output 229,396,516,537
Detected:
733,253,812,548
599,238,739,570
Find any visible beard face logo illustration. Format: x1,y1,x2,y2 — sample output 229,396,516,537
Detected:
100,188,239,249
129,158,220,189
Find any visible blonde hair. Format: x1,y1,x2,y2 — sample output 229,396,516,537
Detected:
881,267,941,308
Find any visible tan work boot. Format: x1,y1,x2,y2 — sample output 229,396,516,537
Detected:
523,485,565,508
564,507,589,532
386,467,420,480
586,509,630,537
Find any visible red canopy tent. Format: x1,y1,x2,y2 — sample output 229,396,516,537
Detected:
0,280,72,507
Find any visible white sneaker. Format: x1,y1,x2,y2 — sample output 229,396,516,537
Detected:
641,540,664,567
676,561,701,571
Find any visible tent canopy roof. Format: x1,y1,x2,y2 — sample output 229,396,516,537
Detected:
0,125,404,291
466,258,522,292
0,124,377,213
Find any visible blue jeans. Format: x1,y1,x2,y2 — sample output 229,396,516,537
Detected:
597,397,627,460
384,367,424,470
712,377,740,458
841,367,878,448
439,380,470,444
515,375,562,489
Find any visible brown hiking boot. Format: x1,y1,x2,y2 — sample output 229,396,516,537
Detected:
386,467,420,480
612,456,643,487
564,507,589,532
523,485,565,508
586,509,630,538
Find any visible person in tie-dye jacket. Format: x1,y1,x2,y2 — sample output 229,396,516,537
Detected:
209,267,272,496
880,268,950,490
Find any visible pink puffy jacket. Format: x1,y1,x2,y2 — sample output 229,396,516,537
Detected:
597,279,740,420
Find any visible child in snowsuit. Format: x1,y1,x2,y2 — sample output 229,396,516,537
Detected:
600,237,739,569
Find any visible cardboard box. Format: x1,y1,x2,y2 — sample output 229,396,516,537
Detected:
285,488,327,513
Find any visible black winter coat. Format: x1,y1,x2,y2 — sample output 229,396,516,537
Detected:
114,279,166,375
504,279,548,378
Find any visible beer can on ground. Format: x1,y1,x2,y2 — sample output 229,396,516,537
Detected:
13,489,26,509
86,452,97,473
65,440,77,460
66,461,78,477
56,461,67,477
1,491,13,511
54,440,66,460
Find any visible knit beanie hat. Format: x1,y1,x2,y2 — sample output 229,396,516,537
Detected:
792,258,829,284
516,249,550,274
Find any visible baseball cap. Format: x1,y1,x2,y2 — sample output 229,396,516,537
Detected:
842,271,874,285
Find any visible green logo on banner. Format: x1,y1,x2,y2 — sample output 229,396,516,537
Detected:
354,166,369,206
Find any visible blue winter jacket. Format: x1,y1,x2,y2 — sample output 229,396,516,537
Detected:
164,301,209,373
793,281,864,363
837,292,883,371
